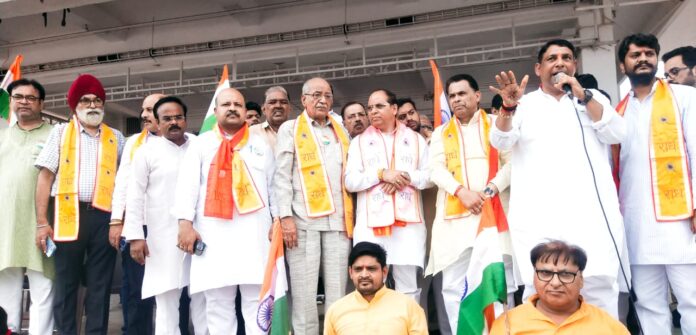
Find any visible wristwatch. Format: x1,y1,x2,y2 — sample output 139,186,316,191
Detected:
579,89,593,105
482,184,496,198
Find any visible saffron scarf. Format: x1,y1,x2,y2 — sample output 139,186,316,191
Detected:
358,123,422,236
204,123,264,219
54,117,118,241
129,129,149,161
442,110,502,219
294,112,354,237
612,79,693,221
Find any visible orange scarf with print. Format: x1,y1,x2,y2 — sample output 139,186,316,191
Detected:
204,123,265,219
442,110,506,220
294,112,354,237
612,79,693,221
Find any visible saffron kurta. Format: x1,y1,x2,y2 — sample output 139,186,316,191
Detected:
324,286,428,335
125,134,195,298
344,124,432,267
490,88,627,286
174,130,275,294
0,122,54,278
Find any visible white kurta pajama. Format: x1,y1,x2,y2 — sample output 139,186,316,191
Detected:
345,123,432,301
125,134,207,335
490,88,627,318
618,82,696,334
174,130,275,335
426,111,516,333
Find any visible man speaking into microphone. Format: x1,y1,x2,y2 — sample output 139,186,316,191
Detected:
488,39,628,318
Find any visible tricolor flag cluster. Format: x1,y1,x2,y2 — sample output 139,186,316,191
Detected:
457,198,511,334
199,64,230,134
1,55,24,126
257,222,291,335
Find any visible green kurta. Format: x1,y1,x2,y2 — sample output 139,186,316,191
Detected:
0,122,54,279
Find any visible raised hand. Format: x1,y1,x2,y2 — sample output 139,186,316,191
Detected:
489,71,529,106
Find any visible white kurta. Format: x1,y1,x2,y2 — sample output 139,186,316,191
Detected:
345,124,432,267
174,130,275,294
125,134,195,298
619,82,696,265
112,131,158,222
426,111,512,276
490,88,627,285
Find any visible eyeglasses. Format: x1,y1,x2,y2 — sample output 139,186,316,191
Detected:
665,67,690,79
161,115,185,123
78,97,104,107
11,94,40,103
304,92,333,101
535,269,578,284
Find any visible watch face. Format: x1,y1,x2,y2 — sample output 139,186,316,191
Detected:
483,187,494,197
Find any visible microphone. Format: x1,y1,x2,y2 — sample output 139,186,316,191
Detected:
553,73,573,97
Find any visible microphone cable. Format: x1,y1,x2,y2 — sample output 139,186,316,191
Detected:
570,96,644,335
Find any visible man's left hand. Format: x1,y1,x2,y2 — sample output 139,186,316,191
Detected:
553,72,584,98
108,224,123,250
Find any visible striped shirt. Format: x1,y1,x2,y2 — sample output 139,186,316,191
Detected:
35,123,125,202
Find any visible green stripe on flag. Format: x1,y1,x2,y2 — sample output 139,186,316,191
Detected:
199,114,217,133
0,89,9,121
457,262,507,335
270,295,291,335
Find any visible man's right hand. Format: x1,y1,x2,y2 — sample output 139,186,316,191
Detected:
178,220,201,255
129,239,149,265
280,216,298,249
489,70,529,106
35,222,53,253
456,188,485,215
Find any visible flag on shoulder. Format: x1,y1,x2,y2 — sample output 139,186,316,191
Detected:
457,196,510,335
199,64,230,133
1,54,24,126
257,222,291,335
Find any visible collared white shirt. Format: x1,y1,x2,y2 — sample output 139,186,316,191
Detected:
619,81,696,264
125,134,195,297
111,131,158,221
490,88,626,283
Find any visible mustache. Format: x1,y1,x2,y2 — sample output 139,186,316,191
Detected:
85,108,104,114
636,61,653,69
226,110,240,117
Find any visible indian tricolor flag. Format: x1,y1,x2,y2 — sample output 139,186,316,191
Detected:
199,64,230,133
1,55,24,126
457,197,509,335
257,222,291,335
429,59,452,127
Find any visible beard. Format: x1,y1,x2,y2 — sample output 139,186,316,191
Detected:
626,63,657,87
77,108,105,127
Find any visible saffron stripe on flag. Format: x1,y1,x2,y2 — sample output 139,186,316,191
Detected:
199,65,230,133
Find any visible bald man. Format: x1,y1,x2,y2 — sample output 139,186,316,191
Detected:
109,93,164,335
274,77,353,334
175,88,276,334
